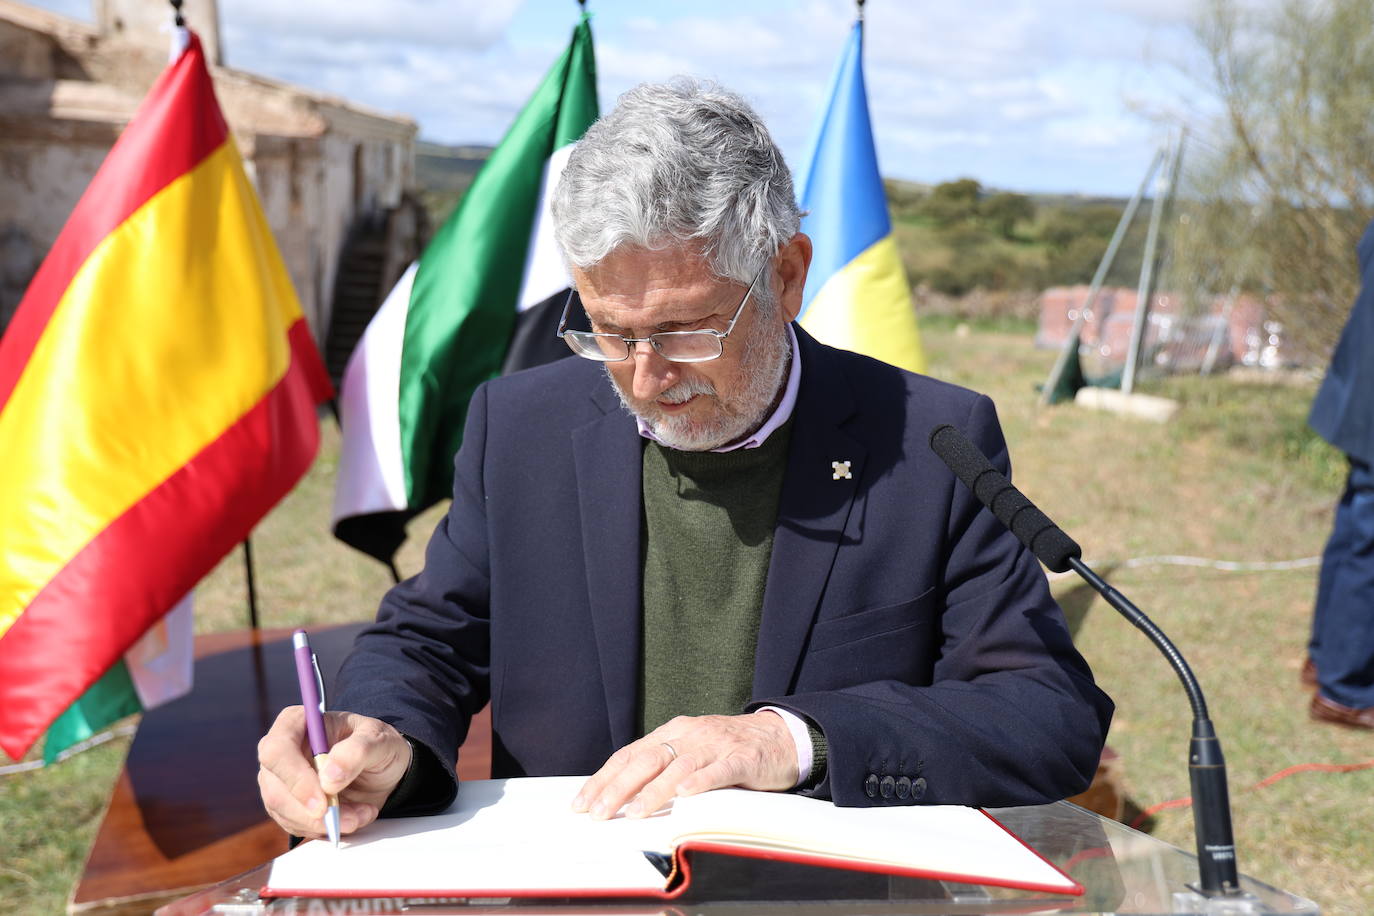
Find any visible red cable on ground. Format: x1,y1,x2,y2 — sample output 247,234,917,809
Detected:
1252,759,1374,788
1129,757,1374,830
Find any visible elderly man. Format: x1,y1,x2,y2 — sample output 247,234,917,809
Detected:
258,80,1112,840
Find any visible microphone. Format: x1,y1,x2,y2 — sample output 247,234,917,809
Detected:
928,423,1082,573
929,423,1242,898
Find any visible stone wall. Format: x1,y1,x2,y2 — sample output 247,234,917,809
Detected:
0,129,114,329
0,0,418,344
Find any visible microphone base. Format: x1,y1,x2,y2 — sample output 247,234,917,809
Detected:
1173,887,1270,914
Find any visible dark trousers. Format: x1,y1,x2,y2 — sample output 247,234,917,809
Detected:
1310,456,1374,708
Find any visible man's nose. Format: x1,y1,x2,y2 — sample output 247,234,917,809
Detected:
629,342,676,401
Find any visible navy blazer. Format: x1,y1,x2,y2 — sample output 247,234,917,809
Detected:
334,327,1113,808
1309,220,1374,465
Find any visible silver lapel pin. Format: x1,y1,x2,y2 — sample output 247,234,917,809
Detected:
832,460,852,481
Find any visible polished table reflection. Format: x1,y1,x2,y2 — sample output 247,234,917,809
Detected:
154,798,1319,915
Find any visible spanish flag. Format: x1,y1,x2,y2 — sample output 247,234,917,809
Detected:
0,32,332,761
797,19,926,374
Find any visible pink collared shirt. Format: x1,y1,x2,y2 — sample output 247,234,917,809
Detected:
634,324,815,786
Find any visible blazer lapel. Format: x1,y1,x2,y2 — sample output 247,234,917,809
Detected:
753,331,865,699
572,386,643,751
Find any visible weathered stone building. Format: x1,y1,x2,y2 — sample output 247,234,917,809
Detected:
0,0,424,378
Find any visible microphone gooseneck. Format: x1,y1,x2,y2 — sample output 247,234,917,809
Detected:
928,424,1241,898
1063,557,1208,721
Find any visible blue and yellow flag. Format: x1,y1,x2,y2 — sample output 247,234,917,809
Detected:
797,20,926,374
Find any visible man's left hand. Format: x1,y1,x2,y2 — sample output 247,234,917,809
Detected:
571,710,799,819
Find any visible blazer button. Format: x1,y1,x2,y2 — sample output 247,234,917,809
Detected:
879,775,895,799
912,777,928,800
895,776,912,799
864,774,879,798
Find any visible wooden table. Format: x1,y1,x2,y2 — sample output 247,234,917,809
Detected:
68,624,492,915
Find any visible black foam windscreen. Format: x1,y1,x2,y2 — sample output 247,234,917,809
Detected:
929,424,1082,573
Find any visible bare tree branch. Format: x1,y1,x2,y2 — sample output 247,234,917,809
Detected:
1180,0,1374,358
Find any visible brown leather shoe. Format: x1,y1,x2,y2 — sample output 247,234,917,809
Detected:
1310,693,1374,729
1301,656,1319,687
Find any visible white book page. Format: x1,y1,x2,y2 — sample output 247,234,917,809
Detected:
670,788,1075,893
265,777,678,895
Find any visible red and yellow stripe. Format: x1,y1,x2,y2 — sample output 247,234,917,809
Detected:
0,34,331,760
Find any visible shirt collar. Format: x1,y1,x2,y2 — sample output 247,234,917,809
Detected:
635,323,801,453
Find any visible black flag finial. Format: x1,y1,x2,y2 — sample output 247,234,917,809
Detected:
169,0,185,27
856,0,865,21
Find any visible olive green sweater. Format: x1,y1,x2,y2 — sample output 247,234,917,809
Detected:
638,424,791,736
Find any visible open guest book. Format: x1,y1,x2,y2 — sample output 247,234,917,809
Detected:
261,776,1082,900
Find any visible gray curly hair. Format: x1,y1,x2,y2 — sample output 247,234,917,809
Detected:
551,78,801,307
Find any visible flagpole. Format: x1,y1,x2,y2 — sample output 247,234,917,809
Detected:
243,539,260,630
167,0,188,59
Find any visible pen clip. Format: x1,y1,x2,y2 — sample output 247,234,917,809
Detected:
310,652,327,716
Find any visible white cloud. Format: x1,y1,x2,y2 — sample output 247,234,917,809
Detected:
220,7,562,139
224,0,522,50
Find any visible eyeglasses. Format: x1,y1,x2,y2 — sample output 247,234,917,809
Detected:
556,264,766,363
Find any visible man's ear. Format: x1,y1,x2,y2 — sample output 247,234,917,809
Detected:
775,233,813,323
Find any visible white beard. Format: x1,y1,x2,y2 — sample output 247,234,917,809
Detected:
607,319,791,452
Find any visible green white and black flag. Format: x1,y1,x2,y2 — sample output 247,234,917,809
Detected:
333,16,598,564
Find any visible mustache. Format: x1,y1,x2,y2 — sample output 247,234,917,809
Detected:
656,378,716,405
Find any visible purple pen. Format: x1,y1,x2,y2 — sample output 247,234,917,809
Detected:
292,629,340,846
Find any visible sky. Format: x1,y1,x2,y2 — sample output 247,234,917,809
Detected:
25,0,1227,196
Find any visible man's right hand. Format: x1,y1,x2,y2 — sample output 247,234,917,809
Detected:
257,706,412,839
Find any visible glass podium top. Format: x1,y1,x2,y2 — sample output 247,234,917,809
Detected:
156,800,1318,916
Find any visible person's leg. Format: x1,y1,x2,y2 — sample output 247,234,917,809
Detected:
1314,457,1374,711
1308,457,1359,673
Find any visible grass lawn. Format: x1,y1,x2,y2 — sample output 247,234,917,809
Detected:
2,322,1369,913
